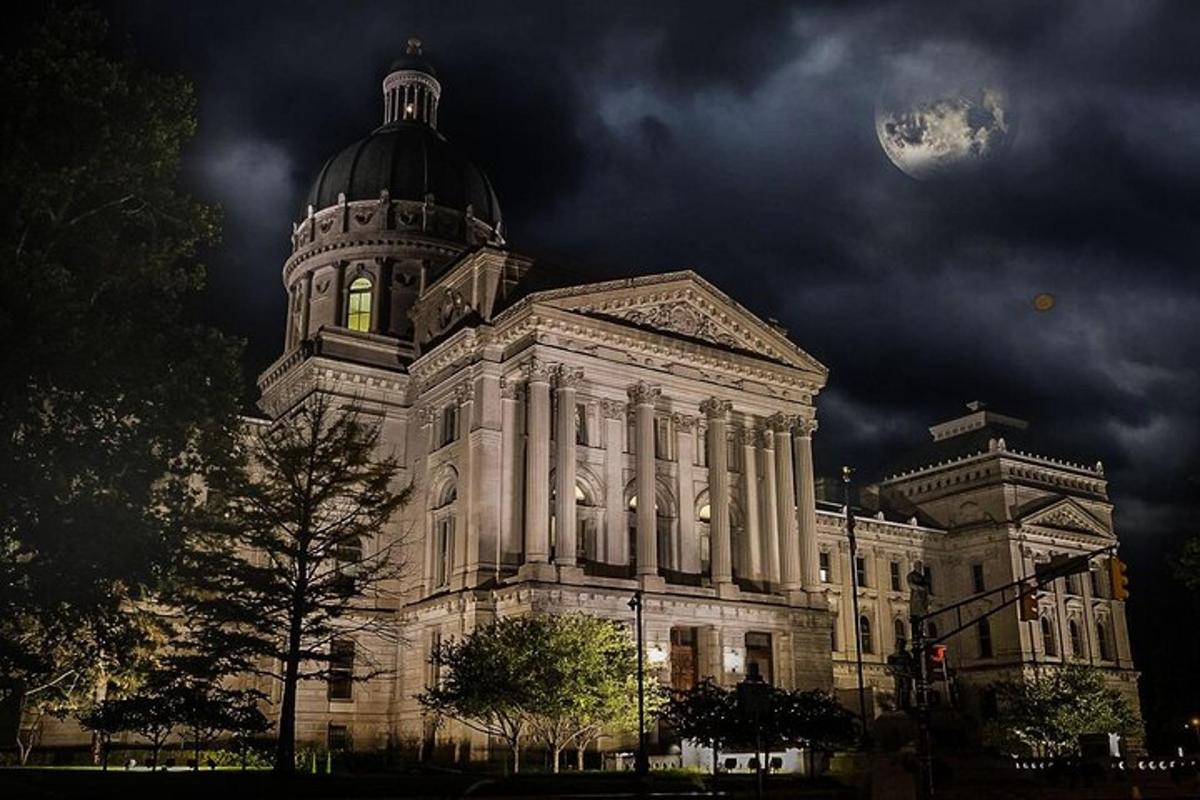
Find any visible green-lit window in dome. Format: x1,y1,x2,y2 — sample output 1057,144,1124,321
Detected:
346,277,373,332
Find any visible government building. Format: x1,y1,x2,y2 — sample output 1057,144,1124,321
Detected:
131,43,1150,757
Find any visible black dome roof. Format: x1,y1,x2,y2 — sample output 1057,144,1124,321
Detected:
303,121,501,228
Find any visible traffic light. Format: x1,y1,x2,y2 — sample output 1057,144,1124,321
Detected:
926,643,947,675
1019,589,1039,621
1108,556,1130,601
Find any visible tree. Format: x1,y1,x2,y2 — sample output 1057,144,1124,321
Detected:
76,697,132,770
122,692,178,768
0,1,243,731
526,614,661,772
990,664,1139,756
661,679,737,776
1173,536,1200,591
419,617,547,773
171,681,261,771
176,393,410,773
769,688,857,774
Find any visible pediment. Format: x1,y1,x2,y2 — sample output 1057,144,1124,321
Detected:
528,271,828,377
1019,498,1110,538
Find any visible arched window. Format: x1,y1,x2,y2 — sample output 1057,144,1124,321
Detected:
346,277,373,332
859,615,874,654
1041,616,1058,657
894,619,907,653
697,503,711,523
1096,621,1111,661
1068,619,1083,658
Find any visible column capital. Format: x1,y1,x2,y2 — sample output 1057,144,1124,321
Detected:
500,376,523,400
416,405,435,426
454,381,475,405
601,398,627,419
554,365,584,390
700,397,732,420
627,381,661,405
767,412,794,434
524,357,553,383
793,416,818,437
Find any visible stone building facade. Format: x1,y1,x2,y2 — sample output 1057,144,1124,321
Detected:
247,45,1139,754
36,42,1139,755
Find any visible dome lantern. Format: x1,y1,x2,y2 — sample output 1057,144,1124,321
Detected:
382,38,441,127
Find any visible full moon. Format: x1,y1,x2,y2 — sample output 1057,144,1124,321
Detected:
876,86,1013,180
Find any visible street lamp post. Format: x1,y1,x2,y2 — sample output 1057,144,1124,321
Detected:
843,467,869,734
629,591,648,777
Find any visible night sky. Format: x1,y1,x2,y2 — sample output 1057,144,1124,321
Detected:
97,1,1199,743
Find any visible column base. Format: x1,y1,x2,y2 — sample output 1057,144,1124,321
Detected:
517,562,558,582
781,587,809,607
557,564,586,584
714,581,740,600
638,573,667,592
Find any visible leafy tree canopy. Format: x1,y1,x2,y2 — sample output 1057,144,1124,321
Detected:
0,4,243,698
990,664,1139,756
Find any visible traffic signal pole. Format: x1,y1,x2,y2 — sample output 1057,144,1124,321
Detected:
904,542,1124,799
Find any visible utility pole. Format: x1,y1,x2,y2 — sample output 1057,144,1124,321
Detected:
843,467,869,732
908,568,935,800
629,591,648,777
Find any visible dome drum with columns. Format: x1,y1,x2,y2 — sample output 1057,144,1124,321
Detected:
245,41,1143,759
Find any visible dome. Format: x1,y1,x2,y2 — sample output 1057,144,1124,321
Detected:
303,121,502,228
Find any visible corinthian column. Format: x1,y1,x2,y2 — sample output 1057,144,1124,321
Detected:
792,417,821,591
702,398,733,589
554,366,583,567
522,359,552,568
629,382,661,578
770,413,802,594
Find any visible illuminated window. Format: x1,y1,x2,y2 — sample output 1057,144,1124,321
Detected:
819,551,831,583
346,277,373,332
698,503,711,523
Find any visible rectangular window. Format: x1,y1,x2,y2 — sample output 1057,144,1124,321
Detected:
334,537,362,597
855,556,868,588
575,403,589,446
1090,568,1105,598
972,563,986,594
327,724,350,752
819,551,831,583
744,632,773,684
890,561,902,592
695,432,708,467
328,638,355,700
435,517,454,588
977,620,993,659
923,565,935,594
1065,572,1081,596
654,417,672,460
440,404,459,447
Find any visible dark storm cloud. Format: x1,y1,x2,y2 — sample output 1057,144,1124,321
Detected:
99,0,1198,540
